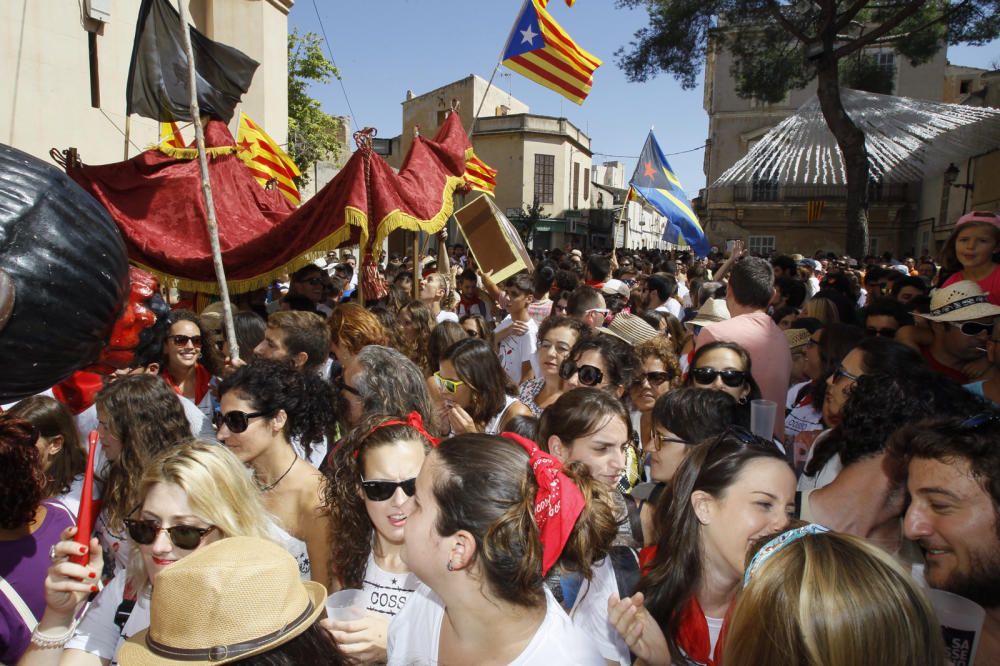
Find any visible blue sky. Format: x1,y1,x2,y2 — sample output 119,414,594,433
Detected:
288,1,999,197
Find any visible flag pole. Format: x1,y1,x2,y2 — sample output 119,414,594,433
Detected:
123,115,132,160
469,0,530,139
176,0,239,362
618,194,630,250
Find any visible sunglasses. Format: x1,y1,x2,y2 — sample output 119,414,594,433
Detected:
301,277,325,286
959,412,1000,430
434,371,466,394
360,477,417,502
124,518,217,550
216,409,274,433
648,431,687,453
335,376,361,396
559,360,604,387
865,327,897,338
633,371,674,387
690,367,747,388
950,321,995,337
171,334,202,347
719,424,782,452
832,366,860,384
585,308,610,316
464,328,480,338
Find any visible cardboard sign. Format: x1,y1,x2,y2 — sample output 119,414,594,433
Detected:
454,195,534,283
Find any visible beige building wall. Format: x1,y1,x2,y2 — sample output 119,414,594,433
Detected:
2,0,291,166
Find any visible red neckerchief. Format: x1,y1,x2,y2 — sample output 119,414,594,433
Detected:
459,295,482,310
162,363,211,405
585,280,605,289
676,596,732,666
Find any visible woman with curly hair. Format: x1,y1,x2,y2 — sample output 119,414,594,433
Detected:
322,414,436,663
159,309,222,421
19,440,273,666
0,414,75,663
94,373,193,575
397,301,435,375
328,303,389,366
629,338,682,451
218,359,334,588
6,396,87,513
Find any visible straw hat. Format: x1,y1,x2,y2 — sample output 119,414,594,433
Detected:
918,280,1000,322
784,328,811,352
119,537,326,665
600,313,659,347
684,298,731,331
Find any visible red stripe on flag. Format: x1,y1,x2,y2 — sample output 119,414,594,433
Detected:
509,54,588,100
247,167,299,199
251,154,294,181
537,12,601,70
531,46,594,87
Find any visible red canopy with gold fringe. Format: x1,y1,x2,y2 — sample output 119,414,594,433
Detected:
65,111,471,293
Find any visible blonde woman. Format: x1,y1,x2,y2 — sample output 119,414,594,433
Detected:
418,273,457,324
20,440,272,666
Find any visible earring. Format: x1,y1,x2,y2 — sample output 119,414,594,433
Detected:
197,352,203,359
446,560,454,572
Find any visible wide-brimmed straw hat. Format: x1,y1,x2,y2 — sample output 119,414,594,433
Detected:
784,328,811,352
118,537,326,665
684,298,731,331
918,280,1000,323
600,313,659,347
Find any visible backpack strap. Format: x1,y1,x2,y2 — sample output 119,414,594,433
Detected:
622,492,644,545
0,575,38,632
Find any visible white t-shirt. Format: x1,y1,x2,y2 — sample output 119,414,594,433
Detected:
570,557,630,666
437,310,459,324
387,584,605,665
55,474,85,516
655,300,683,320
75,393,213,445
496,316,538,386
65,573,150,665
362,553,420,618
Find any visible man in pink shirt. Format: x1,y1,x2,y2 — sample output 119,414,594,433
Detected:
696,256,791,440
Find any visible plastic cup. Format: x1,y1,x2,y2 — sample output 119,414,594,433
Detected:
928,588,985,666
750,399,777,439
325,588,367,622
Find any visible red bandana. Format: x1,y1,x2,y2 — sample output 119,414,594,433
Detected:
355,412,440,459
500,432,586,575
676,596,732,666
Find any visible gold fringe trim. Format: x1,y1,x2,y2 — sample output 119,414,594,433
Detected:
150,144,242,160
370,174,467,252
129,207,369,294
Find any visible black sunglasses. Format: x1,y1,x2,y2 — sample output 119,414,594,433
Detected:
959,412,1000,430
559,359,604,387
301,277,325,286
216,409,274,434
361,477,417,502
718,424,781,451
124,518,217,550
171,334,202,347
865,326,897,338
690,367,747,388
633,371,674,387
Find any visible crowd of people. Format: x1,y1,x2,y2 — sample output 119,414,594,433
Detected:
1,208,999,665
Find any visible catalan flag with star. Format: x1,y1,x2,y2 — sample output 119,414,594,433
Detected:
465,152,498,195
236,112,301,205
501,0,601,105
629,131,709,257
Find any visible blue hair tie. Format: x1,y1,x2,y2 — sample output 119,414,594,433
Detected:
743,523,831,587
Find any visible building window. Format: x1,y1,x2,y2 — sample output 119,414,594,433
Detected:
960,79,972,94
748,235,775,256
534,154,554,204
583,168,590,201
751,177,778,202
869,237,879,256
573,162,580,209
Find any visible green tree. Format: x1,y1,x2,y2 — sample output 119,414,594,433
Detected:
617,0,1000,258
517,198,549,246
288,29,343,184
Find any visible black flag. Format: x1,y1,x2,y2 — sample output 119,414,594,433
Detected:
125,0,259,123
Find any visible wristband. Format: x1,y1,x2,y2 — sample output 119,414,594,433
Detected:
30,618,80,649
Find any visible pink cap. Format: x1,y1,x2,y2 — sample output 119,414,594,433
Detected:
956,210,1000,230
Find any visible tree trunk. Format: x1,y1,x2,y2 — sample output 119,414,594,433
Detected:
815,56,870,259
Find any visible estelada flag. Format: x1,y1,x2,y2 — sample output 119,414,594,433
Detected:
807,200,825,223
237,113,301,206
538,0,577,6
159,122,186,149
465,153,497,195
126,0,258,123
501,0,601,105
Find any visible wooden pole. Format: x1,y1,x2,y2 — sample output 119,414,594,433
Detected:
176,1,239,361
412,231,420,301
123,115,132,160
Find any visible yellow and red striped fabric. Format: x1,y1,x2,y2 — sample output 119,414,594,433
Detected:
236,112,301,206
465,153,497,195
501,0,601,105
160,122,186,149
537,0,577,7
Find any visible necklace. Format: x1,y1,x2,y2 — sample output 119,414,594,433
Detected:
257,456,297,493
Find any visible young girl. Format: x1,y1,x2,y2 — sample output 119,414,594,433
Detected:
323,413,437,663
217,359,334,588
537,387,637,665
387,432,617,665
940,210,1000,304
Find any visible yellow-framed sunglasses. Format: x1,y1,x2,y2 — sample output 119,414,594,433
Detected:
434,371,466,394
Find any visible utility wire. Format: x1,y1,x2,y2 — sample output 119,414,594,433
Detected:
310,0,360,133
593,144,706,159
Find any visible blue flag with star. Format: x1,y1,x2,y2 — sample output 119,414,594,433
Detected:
629,132,708,257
